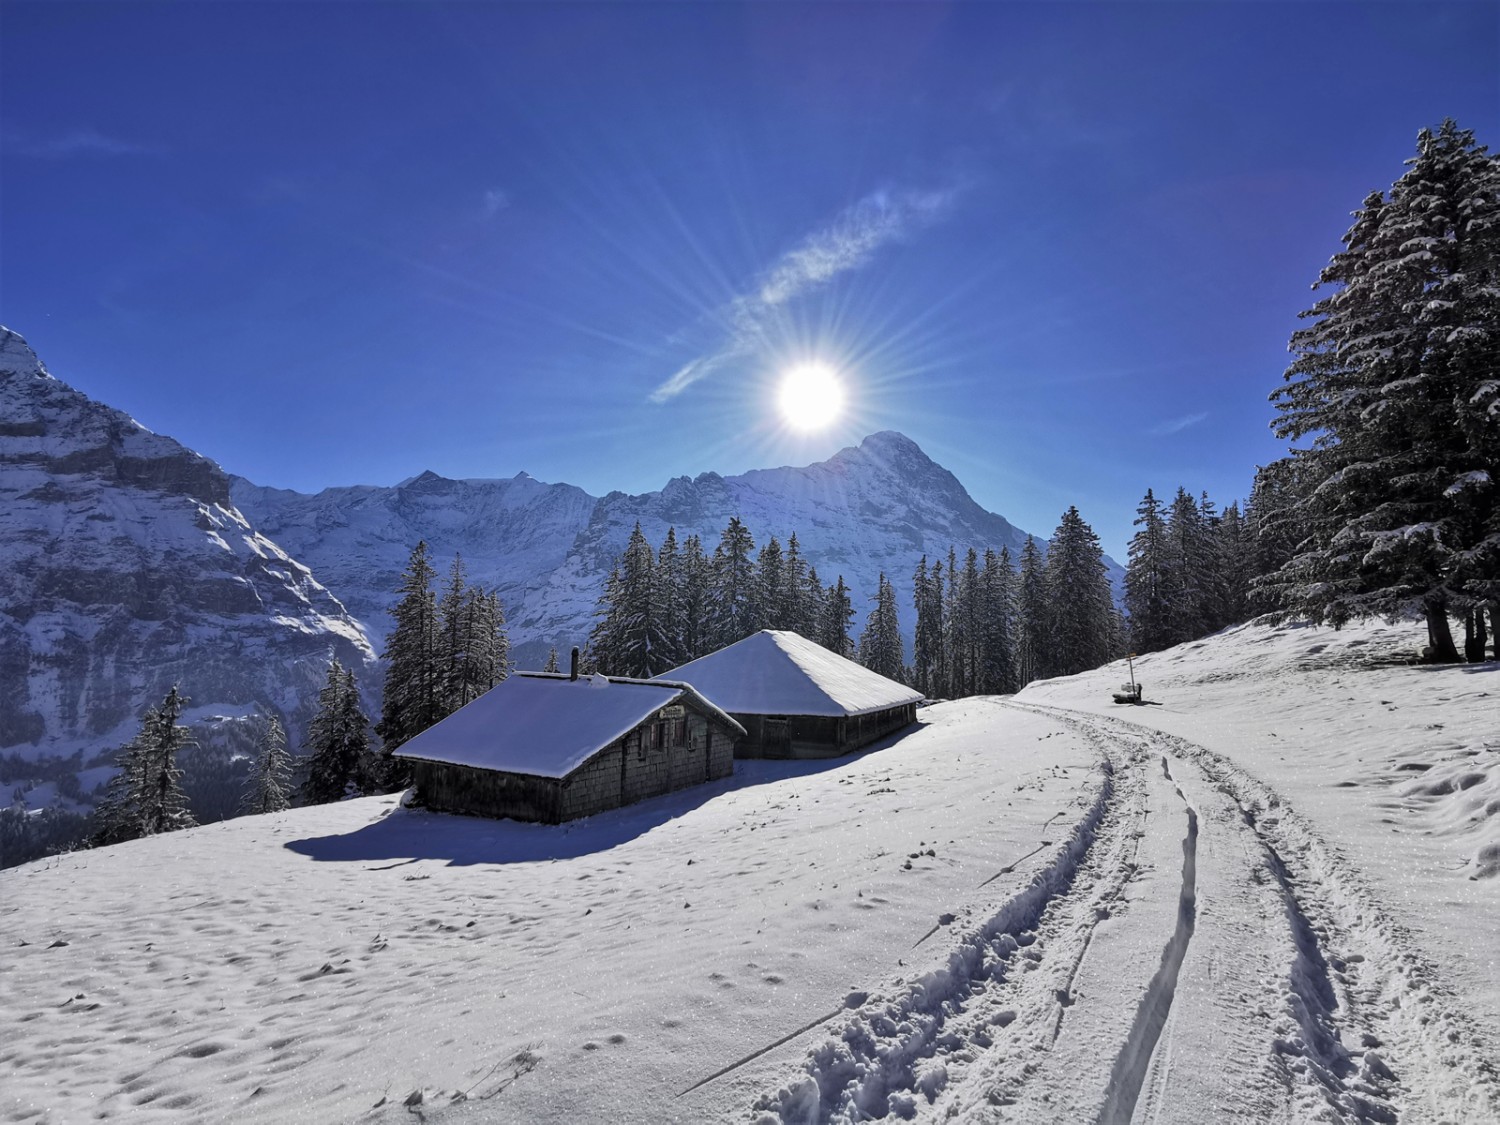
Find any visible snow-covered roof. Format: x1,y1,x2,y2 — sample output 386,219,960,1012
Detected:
394,673,742,779
661,630,923,718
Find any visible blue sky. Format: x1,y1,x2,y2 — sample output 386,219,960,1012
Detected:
3,1,1496,559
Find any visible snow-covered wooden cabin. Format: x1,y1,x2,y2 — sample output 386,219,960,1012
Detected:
660,630,921,759
394,671,744,824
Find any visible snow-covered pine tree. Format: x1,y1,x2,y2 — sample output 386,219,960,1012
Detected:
303,658,377,803
802,562,825,641
588,566,626,674
755,536,786,631
542,647,560,674
437,554,471,717
959,548,982,697
1247,459,1311,589
857,573,905,681
377,541,441,755
708,516,758,650
1164,487,1213,643
979,547,1019,695
1217,501,1255,627
655,527,686,670
1044,508,1115,677
1264,120,1500,662
1196,491,1231,634
929,558,950,696
1125,488,1174,652
616,522,671,677
479,589,510,691
342,666,379,792
818,575,855,657
241,713,293,816
783,533,813,636
942,547,964,698
679,534,712,661
911,556,942,697
1015,538,1049,686
89,686,198,846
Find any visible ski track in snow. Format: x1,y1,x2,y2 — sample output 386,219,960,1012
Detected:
751,702,1500,1124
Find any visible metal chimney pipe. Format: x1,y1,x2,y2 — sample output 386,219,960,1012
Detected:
570,647,580,681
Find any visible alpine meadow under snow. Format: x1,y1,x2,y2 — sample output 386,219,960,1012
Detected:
2,619,1496,1123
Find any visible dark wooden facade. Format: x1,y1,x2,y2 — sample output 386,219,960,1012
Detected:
732,702,917,759
409,700,738,824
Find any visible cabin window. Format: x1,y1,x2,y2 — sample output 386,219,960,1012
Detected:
646,717,687,750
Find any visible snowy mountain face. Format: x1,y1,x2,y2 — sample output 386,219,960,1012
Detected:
229,469,597,659
0,328,375,779
235,430,1123,665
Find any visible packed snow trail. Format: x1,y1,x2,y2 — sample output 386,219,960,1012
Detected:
751,702,1500,1124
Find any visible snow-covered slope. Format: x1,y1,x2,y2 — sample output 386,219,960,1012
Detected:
234,431,1124,663
2,618,1494,1124
0,327,375,777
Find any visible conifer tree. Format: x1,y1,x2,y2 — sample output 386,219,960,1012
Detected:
679,534,712,661
437,554,470,716
755,536,787,630
1164,487,1213,643
979,547,1019,694
91,686,198,846
708,517,758,649
589,565,627,674
958,548,982,696
929,558,950,696
802,563,825,640
655,527,686,669
1125,489,1174,652
241,713,293,816
1217,501,1255,626
911,556,942,697
1045,507,1116,676
857,573,905,681
1195,491,1231,634
433,558,507,714
378,541,441,754
304,658,376,803
1015,538,1049,686
818,576,855,657
542,647,560,674
941,547,964,697
616,522,671,676
480,590,510,690
1263,120,1500,661
783,533,813,636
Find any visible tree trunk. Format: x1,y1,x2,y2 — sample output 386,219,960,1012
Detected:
1465,608,1488,663
1424,598,1462,664
1489,604,1500,662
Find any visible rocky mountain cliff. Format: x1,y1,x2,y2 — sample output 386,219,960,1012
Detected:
0,328,375,774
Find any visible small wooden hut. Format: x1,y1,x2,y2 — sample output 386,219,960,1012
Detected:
660,630,921,759
395,671,744,824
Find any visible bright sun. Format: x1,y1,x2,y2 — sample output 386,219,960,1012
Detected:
777,363,846,431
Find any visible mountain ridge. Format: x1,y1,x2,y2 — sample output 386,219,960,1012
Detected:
234,429,1123,664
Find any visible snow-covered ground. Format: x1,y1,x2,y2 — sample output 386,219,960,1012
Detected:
1,619,1495,1123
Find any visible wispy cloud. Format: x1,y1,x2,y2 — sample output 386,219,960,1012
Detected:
1148,412,1209,437
481,188,510,220
7,128,155,159
649,184,959,403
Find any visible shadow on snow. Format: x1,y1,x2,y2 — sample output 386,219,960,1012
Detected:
284,725,921,867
